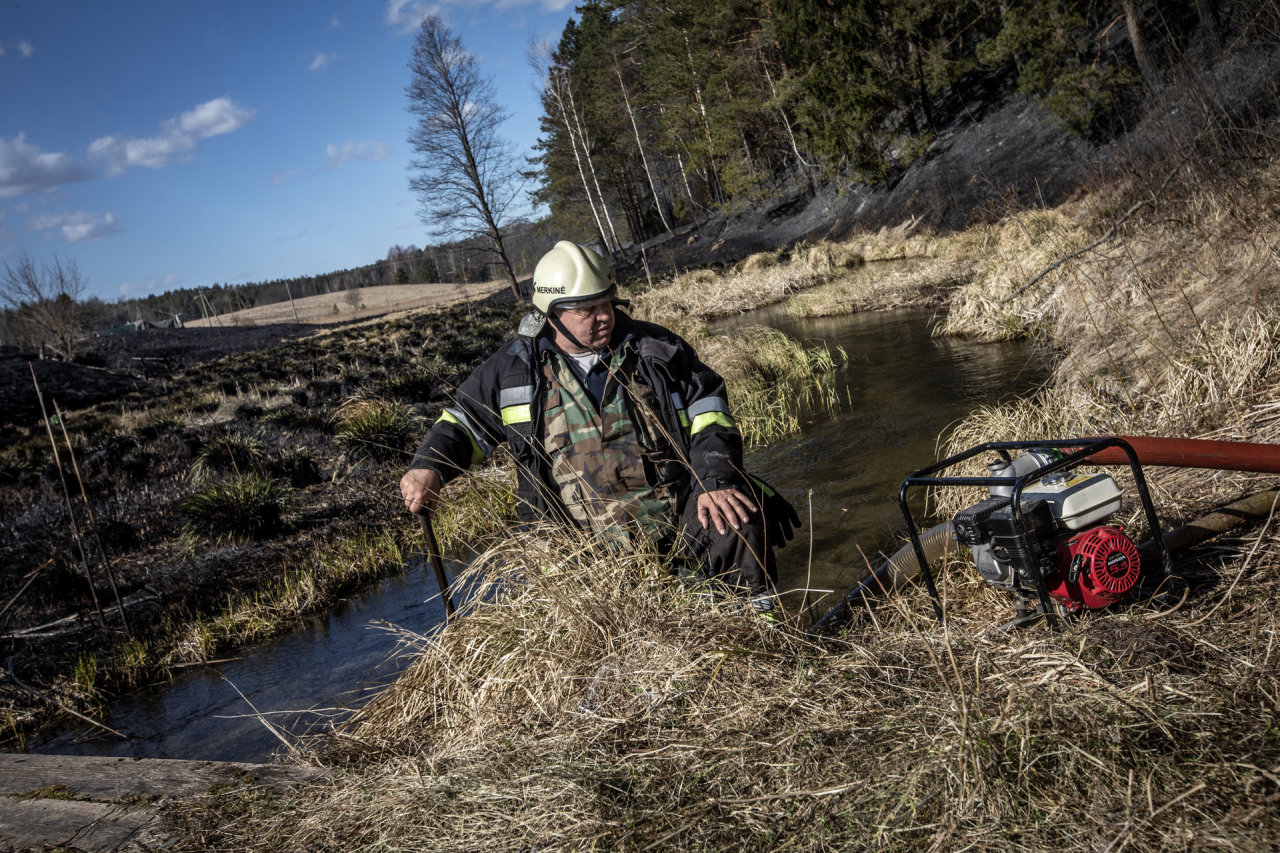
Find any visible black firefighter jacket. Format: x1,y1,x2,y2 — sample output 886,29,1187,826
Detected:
408,310,748,528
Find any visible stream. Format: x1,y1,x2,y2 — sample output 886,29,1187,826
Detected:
34,301,1050,763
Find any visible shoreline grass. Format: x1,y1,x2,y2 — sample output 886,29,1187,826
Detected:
155,87,1280,849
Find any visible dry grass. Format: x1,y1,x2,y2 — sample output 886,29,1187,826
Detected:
934,206,1094,341
631,233,943,338
695,325,842,445
168,515,1280,851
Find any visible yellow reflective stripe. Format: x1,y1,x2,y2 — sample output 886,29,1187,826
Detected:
439,410,485,465
690,411,735,435
501,404,532,426
678,410,690,429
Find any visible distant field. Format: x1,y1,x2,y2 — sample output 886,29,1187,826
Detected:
184,281,509,327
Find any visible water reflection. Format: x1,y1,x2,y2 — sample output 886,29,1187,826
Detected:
35,563,458,762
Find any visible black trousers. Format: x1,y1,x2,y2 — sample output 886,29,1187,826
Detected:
675,480,779,598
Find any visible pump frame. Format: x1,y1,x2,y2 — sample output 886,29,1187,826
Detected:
899,437,1171,628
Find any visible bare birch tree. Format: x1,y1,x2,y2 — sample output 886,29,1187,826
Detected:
407,16,523,298
528,38,614,253
1,253,89,359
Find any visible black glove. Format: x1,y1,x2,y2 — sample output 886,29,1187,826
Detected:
747,473,801,548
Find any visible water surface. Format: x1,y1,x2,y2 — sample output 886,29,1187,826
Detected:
35,302,1048,762
730,306,1049,610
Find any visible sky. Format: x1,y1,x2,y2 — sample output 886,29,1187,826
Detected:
0,0,576,303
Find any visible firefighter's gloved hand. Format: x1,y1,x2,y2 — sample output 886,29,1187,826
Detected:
749,474,801,547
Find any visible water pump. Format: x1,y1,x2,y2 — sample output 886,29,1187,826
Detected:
900,438,1170,627
952,459,1140,611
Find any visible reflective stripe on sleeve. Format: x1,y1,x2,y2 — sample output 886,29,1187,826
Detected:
670,392,690,429
687,396,735,435
500,385,534,408
501,404,532,426
440,407,490,465
499,385,534,427
690,411,736,434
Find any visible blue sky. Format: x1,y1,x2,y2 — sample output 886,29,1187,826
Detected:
1,0,575,303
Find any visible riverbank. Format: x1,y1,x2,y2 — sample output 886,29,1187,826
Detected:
0,279,846,749
149,115,1280,849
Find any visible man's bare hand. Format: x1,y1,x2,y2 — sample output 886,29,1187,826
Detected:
696,488,758,535
401,468,442,515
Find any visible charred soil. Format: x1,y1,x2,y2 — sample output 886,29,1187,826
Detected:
0,295,522,742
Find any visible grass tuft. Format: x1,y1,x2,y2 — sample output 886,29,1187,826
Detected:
698,325,843,445
179,472,292,541
189,432,271,484
332,394,422,462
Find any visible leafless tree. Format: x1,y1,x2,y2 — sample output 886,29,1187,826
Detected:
407,16,524,298
1,253,89,359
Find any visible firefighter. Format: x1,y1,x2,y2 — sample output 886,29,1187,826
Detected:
399,240,797,613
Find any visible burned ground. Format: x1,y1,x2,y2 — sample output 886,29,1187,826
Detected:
0,296,521,741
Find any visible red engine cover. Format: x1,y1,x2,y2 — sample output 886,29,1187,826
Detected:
1046,525,1141,610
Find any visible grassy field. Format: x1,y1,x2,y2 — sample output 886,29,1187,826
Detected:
184,281,510,327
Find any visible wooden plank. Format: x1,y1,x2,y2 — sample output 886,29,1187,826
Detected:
0,753,326,799
0,797,157,851
0,753,327,852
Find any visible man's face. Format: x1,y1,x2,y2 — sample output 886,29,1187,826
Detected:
552,295,615,352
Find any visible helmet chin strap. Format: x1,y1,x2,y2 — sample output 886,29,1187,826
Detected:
547,310,610,357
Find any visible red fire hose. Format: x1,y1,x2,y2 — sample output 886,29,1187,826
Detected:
1078,436,1280,474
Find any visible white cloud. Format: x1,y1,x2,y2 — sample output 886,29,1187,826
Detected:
0,134,91,197
385,0,443,33
325,141,390,170
88,97,256,175
1,39,37,58
32,210,122,243
118,272,181,299
309,51,339,71
270,168,301,185
178,97,255,138
88,133,196,173
327,15,342,29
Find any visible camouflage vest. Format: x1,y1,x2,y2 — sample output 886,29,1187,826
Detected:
540,344,681,545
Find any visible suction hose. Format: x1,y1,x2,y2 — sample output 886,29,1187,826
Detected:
808,521,956,635
1078,436,1280,474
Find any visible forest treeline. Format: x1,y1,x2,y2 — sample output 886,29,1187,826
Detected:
79,222,554,332
531,0,1238,249
0,222,553,351
1,0,1261,352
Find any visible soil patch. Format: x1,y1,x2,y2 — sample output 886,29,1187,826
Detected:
1,325,322,440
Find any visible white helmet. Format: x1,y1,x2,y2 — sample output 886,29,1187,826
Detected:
531,241,616,315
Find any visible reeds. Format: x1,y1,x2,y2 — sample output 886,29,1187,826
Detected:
168,518,1280,851
695,325,843,445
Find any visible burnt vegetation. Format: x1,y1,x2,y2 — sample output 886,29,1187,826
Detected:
0,296,522,742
